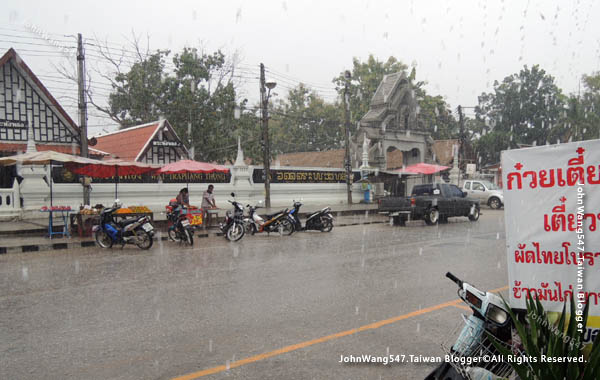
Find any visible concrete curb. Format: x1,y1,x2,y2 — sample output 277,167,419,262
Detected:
0,220,386,255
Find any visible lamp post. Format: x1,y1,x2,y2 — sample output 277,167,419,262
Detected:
343,70,353,205
260,63,276,208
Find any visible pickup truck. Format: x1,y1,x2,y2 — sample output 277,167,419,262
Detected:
462,179,504,209
378,183,480,226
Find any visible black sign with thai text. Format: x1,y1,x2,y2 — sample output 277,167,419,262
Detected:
253,169,361,184
52,167,230,184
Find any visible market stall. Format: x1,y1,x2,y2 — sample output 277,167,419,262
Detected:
0,150,101,238
158,160,230,229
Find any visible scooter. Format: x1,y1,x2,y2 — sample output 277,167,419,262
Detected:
93,200,154,250
245,202,294,236
165,201,194,245
219,193,246,241
425,272,517,380
287,200,334,233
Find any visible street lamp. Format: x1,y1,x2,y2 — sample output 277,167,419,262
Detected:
261,67,276,208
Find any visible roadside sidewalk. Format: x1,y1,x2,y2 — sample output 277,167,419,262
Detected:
0,211,387,255
0,203,380,236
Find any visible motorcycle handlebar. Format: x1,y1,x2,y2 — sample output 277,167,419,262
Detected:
446,272,463,287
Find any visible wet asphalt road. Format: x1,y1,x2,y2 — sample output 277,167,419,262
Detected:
0,210,508,380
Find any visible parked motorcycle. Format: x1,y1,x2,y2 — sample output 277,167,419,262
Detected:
245,202,294,236
287,200,334,233
165,201,194,245
220,193,245,241
425,272,518,380
93,200,154,250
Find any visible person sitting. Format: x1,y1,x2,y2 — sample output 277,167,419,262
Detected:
173,188,190,219
176,188,190,207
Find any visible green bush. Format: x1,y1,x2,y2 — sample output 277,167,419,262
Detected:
489,295,600,380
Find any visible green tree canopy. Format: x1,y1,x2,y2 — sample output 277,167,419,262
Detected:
475,65,566,165
269,84,343,154
95,47,244,163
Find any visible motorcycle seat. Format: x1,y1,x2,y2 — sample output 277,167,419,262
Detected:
118,218,139,227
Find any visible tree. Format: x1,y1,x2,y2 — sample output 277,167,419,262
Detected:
559,73,600,142
106,50,169,127
475,65,565,165
269,84,344,154
162,48,239,163
86,42,243,163
333,55,408,128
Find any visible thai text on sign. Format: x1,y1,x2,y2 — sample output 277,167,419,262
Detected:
502,139,600,347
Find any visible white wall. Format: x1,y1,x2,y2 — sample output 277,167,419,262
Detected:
2,164,363,220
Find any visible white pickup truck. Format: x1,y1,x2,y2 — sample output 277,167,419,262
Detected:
461,180,504,209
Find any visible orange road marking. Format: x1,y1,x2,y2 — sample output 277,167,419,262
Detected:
172,285,508,380
452,304,472,311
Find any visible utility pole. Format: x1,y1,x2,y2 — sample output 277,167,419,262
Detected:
77,33,90,205
457,105,465,165
188,81,195,159
343,71,353,205
260,63,271,208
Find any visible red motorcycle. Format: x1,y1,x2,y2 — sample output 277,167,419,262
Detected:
165,200,197,245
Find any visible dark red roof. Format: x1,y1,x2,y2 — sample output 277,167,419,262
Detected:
93,122,160,161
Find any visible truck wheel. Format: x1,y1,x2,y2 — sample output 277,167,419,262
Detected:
488,197,502,209
424,208,439,225
469,207,480,221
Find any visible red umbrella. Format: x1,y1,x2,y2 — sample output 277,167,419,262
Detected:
66,159,158,198
396,163,450,175
158,160,230,189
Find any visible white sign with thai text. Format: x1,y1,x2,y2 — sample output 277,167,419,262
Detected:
502,140,599,344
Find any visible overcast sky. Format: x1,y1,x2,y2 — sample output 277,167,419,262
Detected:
3,0,599,134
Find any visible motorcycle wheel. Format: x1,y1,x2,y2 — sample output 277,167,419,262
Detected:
95,229,113,248
168,228,181,242
226,222,245,241
320,218,333,232
278,219,294,236
243,220,255,235
185,228,194,245
134,229,153,250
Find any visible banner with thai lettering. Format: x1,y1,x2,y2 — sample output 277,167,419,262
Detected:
502,139,600,348
253,169,361,184
52,167,230,184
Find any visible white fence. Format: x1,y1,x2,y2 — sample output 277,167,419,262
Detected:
0,164,363,220
0,180,19,213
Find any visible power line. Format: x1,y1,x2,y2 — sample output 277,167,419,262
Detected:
265,67,338,91
0,38,75,50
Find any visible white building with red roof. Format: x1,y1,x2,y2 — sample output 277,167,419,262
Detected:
0,48,84,159
93,119,189,164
